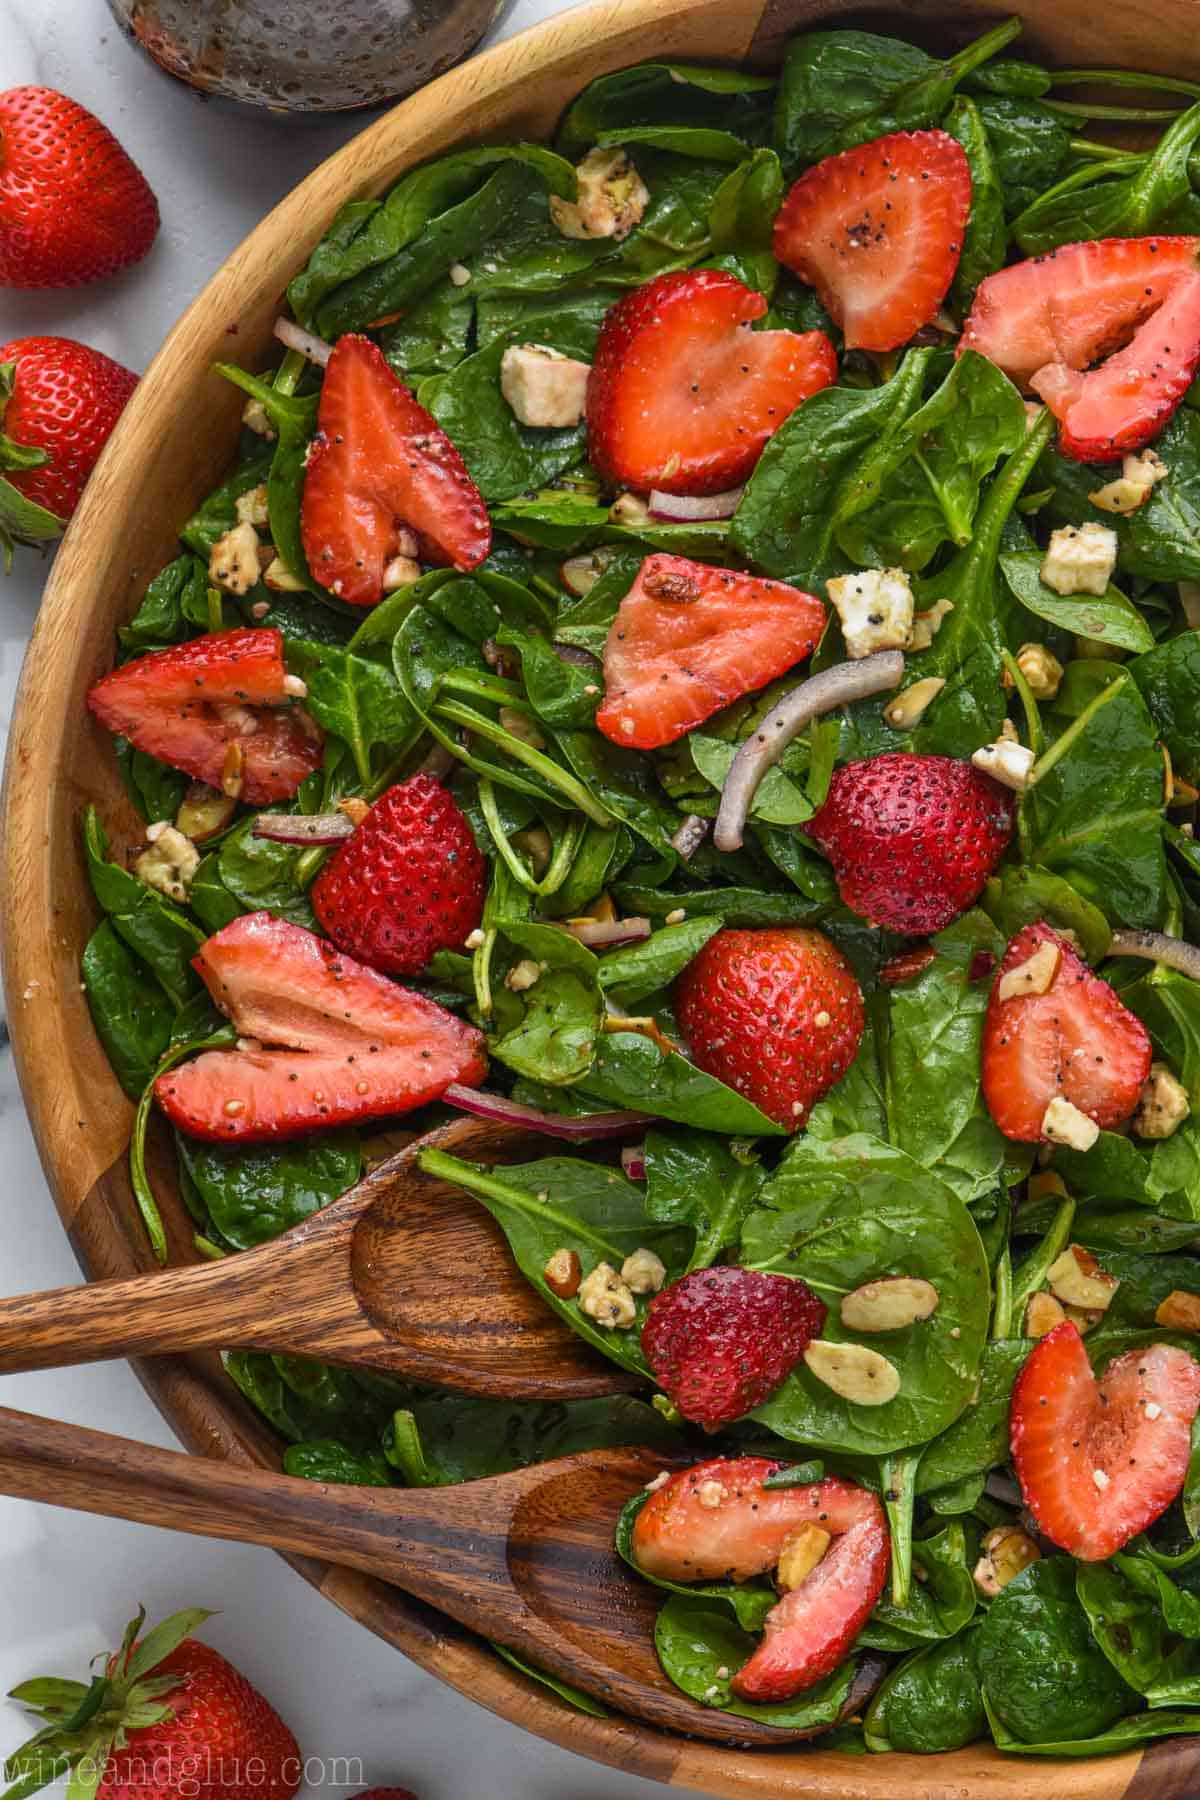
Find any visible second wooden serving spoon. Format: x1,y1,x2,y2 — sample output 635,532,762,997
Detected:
0,1402,883,1744
0,1116,635,1400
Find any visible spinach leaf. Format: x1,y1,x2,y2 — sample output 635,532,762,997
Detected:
1013,100,1200,253
491,1646,607,1717
1076,1561,1167,1694
552,730,682,857
743,1140,990,1454
615,1492,775,1633
176,1132,361,1250
284,639,418,786
1023,664,1166,927
983,864,1113,964
557,62,775,158
83,808,204,1009
860,1521,977,1651
653,1593,858,1728
495,626,599,731
578,1030,785,1136
975,98,1071,216
180,450,274,558
946,97,1007,309
189,854,245,934
1053,1127,1200,1225
644,1128,764,1273
773,18,1020,171
1131,629,1200,783
984,1703,1200,1756
688,734,813,826
612,881,829,928
217,815,319,930
224,1351,393,1452
386,1392,676,1486
114,740,188,825
283,1441,391,1486
81,921,175,1100
864,1631,985,1753
119,553,208,650
1043,408,1200,584
977,1558,1136,1743
915,1339,1029,1497
596,917,722,1009
494,491,730,559
416,1150,693,1377
489,932,603,1087
382,282,474,377
1000,551,1156,654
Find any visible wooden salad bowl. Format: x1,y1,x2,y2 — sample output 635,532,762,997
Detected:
4,0,1200,1791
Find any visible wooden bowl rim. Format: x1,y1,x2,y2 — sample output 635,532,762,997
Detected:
2,0,1195,1792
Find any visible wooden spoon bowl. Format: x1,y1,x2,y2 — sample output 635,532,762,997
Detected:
7,0,1200,1790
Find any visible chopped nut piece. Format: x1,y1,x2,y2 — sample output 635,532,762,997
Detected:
971,737,1035,793
263,556,308,593
543,1247,582,1298
1064,1304,1105,1335
664,907,686,925
1133,1062,1191,1140
382,554,422,591
464,927,486,951
973,1526,1040,1597
1041,522,1118,597
550,147,649,241
803,1340,901,1405
776,1524,831,1591
208,520,262,596
1015,641,1064,701
997,939,1061,1003
1046,1244,1119,1312
505,958,542,993
1156,1289,1200,1332
578,1261,637,1328
242,395,276,439
560,547,617,597
826,567,914,659
176,782,237,842
338,796,370,827
621,1247,666,1295
840,1276,939,1333
697,1479,728,1509
499,706,546,750
1126,448,1169,487
500,342,591,428
884,676,946,730
134,824,200,904
1041,1097,1101,1152
282,673,308,699
1088,450,1166,515
1025,1291,1066,1338
611,491,651,527
220,739,245,800
448,260,472,287
906,598,954,652
235,482,270,528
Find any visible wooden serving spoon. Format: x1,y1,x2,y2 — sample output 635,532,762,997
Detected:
0,1401,883,1745
0,1117,636,1401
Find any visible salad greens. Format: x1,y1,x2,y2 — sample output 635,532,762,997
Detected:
76,8,1200,1761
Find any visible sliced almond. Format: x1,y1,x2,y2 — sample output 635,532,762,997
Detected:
776,1523,831,1591
997,939,1061,1002
1025,1291,1066,1338
840,1275,939,1333
883,676,946,731
974,1526,1040,1597
803,1340,900,1406
1046,1244,1119,1312
1156,1289,1200,1332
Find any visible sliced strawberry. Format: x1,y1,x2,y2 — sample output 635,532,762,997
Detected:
981,921,1152,1142
631,1459,889,1701
300,333,489,605
586,269,836,496
155,912,487,1141
960,236,1200,384
773,130,971,353
1011,1322,1200,1560
1030,270,1200,460
595,554,825,751
87,627,322,805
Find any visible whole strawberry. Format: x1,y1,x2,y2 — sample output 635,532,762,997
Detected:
674,926,864,1130
4,1606,300,1800
807,752,1013,935
0,87,159,287
1,337,137,540
642,1266,827,1429
312,774,486,975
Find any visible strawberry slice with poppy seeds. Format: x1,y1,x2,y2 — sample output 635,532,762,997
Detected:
641,1268,827,1430
586,268,836,496
155,912,487,1141
1011,1320,1200,1560
807,752,1013,934
773,129,971,352
312,774,486,976
300,332,489,605
674,926,864,1131
595,554,826,750
87,627,322,805
981,921,1152,1142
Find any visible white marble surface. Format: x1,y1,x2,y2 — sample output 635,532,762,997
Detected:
0,5,686,1794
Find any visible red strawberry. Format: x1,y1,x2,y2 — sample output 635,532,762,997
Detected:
87,628,322,806
641,1267,826,1429
0,87,159,288
807,753,1013,934
773,130,971,353
631,1459,888,1701
1011,1322,1200,1560
300,333,488,605
981,921,1152,1142
312,775,486,975
586,269,836,496
1030,271,1200,460
1,335,137,529
155,912,487,1141
7,1606,298,1800
595,554,826,750
675,927,864,1131
960,236,1200,384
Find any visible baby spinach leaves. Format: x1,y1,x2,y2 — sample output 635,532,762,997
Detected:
1001,550,1157,654
864,1631,985,1753
644,1128,764,1273
578,1030,784,1136
1043,407,1200,584
557,62,775,158
1013,99,1200,252
284,639,418,787
977,1558,1136,1743
386,1393,676,1486
176,1132,361,1250
83,808,204,1010
653,1593,859,1728
81,921,175,1100
1131,628,1200,783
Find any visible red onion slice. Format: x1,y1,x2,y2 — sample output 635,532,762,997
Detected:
274,316,333,367
253,811,355,845
443,1084,652,1140
713,652,906,853
564,915,652,949
648,485,744,522
1108,928,1200,982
